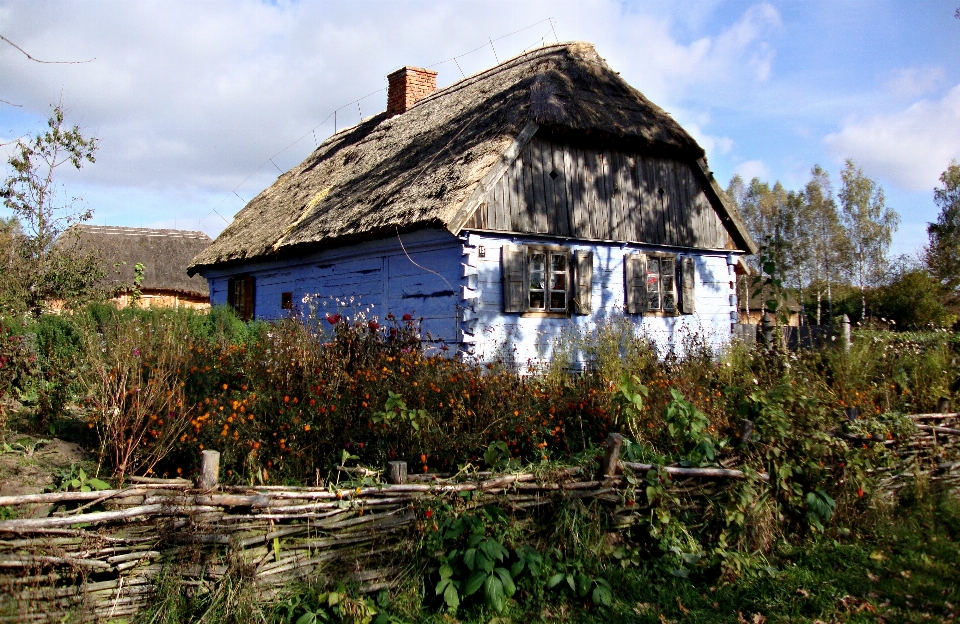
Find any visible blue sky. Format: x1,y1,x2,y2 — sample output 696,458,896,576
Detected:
2,1,959,258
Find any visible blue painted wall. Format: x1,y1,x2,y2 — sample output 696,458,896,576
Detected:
202,229,464,348
201,228,741,364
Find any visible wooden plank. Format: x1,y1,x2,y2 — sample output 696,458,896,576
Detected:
572,146,589,238
641,156,665,245
669,160,688,246
658,159,678,246
522,141,537,233
624,154,643,242
585,148,603,240
532,138,549,233
562,144,577,237
539,139,558,234
551,141,570,236
505,150,522,231
613,151,631,241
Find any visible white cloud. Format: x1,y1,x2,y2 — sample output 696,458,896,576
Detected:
824,84,960,191
734,159,770,181
885,66,945,99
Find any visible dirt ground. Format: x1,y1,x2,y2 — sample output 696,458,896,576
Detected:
0,397,95,521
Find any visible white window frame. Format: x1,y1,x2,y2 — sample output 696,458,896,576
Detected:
526,246,570,314
645,253,678,315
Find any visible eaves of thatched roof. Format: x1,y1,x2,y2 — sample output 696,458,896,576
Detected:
61,225,211,296
189,42,754,274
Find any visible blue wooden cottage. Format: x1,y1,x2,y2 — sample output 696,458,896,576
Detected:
189,42,757,364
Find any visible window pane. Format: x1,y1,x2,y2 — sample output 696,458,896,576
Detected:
530,253,545,273
550,291,566,310
551,272,566,290
663,292,676,312
648,292,660,310
662,274,674,292
530,291,545,309
552,254,566,273
530,271,545,290
647,258,660,275
661,258,675,275
647,274,659,292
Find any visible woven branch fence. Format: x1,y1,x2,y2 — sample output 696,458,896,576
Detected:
0,414,958,623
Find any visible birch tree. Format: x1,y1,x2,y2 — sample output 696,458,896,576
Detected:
926,160,960,303
805,166,849,325
838,159,900,321
1,105,102,316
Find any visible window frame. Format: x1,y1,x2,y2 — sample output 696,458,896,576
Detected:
644,252,679,316
227,274,256,321
524,244,571,316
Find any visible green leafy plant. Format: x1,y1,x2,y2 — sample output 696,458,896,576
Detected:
48,464,110,492
546,568,612,607
663,388,723,467
372,391,429,431
805,488,836,533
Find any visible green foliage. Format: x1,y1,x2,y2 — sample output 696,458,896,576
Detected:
372,391,430,432
867,269,955,329
430,506,534,614
926,159,960,300
662,388,723,467
47,463,110,492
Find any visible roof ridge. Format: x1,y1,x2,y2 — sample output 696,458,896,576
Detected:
407,41,592,113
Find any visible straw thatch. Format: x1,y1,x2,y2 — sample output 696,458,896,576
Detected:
190,41,751,274
62,225,211,297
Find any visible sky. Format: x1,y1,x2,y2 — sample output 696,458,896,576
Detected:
1,0,959,258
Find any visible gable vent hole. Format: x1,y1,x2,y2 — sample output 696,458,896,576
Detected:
549,169,559,180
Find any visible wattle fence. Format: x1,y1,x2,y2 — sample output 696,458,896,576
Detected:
1,413,958,623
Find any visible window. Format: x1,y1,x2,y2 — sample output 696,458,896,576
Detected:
646,256,676,313
528,250,568,311
281,292,293,310
625,253,695,315
502,245,593,315
227,275,255,321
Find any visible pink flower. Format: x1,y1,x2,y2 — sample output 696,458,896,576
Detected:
326,314,342,325
368,321,379,331
402,313,413,322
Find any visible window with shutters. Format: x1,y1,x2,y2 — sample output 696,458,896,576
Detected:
625,252,694,316
501,244,593,316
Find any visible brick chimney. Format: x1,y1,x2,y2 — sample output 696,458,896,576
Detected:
386,66,438,116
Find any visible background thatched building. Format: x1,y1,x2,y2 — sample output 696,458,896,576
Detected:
190,42,756,361
65,225,211,309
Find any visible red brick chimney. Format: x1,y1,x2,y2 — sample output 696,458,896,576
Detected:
386,66,438,116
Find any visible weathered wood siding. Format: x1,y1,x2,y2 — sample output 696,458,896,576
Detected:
203,229,463,346
459,233,738,366
464,135,732,249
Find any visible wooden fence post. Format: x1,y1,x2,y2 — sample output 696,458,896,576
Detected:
600,433,623,478
199,450,220,490
386,461,407,485
761,312,774,348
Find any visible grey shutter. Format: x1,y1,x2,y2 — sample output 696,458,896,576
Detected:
624,253,647,314
502,245,526,313
681,256,696,315
573,250,593,314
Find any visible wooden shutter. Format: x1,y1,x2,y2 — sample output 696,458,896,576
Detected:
573,250,593,314
624,253,647,315
227,278,236,311
501,245,526,313
242,275,256,321
681,256,696,315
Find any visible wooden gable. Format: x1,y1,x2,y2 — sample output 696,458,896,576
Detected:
463,134,734,250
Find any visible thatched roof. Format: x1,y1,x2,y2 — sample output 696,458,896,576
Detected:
63,225,211,297
190,41,752,274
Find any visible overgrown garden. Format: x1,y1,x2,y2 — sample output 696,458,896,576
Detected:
1,305,959,622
